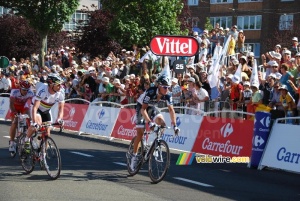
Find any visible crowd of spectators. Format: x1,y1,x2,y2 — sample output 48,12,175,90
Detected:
0,24,299,123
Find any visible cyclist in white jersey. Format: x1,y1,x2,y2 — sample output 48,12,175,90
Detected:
24,73,65,152
8,80,34,154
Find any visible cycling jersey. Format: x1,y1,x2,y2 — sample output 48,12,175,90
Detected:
137,86,173,106
135,87,173,128
32,83,65,112
10,89,34,106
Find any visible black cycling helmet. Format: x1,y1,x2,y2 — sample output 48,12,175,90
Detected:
156,75,170,86
47,73,64,85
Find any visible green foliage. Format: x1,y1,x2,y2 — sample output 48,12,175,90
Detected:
204,17,213,32
102,0,188,47
0,0,80,66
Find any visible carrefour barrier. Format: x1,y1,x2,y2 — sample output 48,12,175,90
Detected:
0,98,256,157
0,96,10,120
258,117,300,174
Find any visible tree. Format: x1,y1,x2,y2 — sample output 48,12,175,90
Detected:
0,14,70,60
102,0,188,47
75,8,122,57
263,27,300,54
204,17,213,32
0,0,79,67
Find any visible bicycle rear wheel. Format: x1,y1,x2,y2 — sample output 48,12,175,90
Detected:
20,139,35,174
126,136,144,176
148,140,170,184
42,137,61,180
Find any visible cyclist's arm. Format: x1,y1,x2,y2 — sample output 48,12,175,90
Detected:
141,103,151,123
9,97,17,114
167,104,176,126
57,101,64,121
31,100,41,124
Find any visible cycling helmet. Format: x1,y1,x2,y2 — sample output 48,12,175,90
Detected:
19,80,31,89
156,75,171,86
46,73,64,85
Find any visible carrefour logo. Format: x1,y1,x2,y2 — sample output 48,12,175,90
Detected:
253,135,265,147
98,109,105,119
260,116,270,128
220,123,233,138
69,107,75,120
176,117,181,127
0,99,4,107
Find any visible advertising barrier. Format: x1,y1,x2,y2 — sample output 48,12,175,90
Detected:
79,105,120,137
111,108,137,140
258,119,300,173
192,117,254,157
250,111,271,168
160,112,203,152
0,97,10,120
51,103,88,132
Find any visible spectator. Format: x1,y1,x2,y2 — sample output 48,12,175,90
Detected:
279,63,295,97
195,81,209,112
236,30,245,54
279,85,295,124
170,78,182,113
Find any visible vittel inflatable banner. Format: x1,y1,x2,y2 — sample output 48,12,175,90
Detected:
0,97,10,120
192,117,253,157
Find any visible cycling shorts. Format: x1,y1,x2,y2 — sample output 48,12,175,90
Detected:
135,103,161,128
30,105,52,123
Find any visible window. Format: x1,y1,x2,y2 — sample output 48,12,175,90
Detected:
63,11,88,31
237,15,262,30
238,0,262,2
192,18,199,27
188,0,198,5
279,14,293,30
210,0,233,3
0,6,12,15
244,43,260,58
210,16,232,29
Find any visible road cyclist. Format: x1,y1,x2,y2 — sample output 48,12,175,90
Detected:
8,80,34,155
130,75,180,171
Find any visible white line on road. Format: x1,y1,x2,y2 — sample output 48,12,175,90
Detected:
113,162,127,166
113,162,148,172
70,151,94,157
173,177,214,187
3,136,10,139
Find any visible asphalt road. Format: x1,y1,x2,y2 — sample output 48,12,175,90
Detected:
0,120,299,201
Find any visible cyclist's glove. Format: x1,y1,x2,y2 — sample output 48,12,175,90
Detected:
31,122,40,129
173,126,180,135
57,119,64,126
148,121,156,130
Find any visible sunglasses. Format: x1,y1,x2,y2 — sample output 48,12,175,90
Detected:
21,88,29,91
161,86,170,89
274,86,279,88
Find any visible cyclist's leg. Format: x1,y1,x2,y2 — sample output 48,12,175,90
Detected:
133,105,145,154
148,106,166,127
8,111,18,152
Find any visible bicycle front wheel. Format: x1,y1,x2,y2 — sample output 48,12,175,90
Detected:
148,140,170,184
42,137,61,180
20,138,35,174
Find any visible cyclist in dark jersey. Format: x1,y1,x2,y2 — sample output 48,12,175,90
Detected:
130,75,180,171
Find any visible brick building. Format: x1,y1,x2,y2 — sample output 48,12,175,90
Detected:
188,0,300,57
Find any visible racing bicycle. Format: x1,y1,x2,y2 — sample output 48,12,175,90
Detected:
20,122,62,180
126,125,171,184
10,113,30,158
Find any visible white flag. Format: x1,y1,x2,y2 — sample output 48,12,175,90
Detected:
250,59,259,88
232,64,242,84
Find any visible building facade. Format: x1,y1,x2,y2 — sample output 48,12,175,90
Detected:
188,0,300,57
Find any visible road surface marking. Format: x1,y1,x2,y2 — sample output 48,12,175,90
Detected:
70,151,94,157
113,162,127,166
113,162,148,172
173,177,214,187
3,136,10,139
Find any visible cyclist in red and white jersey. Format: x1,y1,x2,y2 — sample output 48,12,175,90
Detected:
8,80,34,154
24,73,65,152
